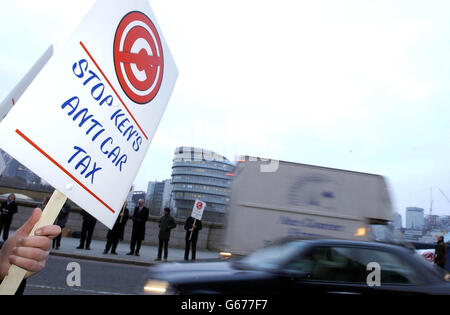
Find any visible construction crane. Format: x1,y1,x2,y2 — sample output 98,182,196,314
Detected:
430,188,433,217
439,188,450,205
427,188,449,229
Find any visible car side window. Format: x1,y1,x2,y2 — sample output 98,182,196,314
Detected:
285,247,363,282
350,248,424,285
285,246,423,285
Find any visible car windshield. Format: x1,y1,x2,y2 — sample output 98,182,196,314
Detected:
238,241,308,270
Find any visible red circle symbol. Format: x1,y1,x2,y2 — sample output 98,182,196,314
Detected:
114,11,164,104
196,202,203,210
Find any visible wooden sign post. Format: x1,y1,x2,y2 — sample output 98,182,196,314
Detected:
0,190,67,295
189,219,197,241
189,200,206,241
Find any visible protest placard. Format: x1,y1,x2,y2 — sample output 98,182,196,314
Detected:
192,200,206,221
189,200,206,240
0,0,178,294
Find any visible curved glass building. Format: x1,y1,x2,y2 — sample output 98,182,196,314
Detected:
171,147,234,223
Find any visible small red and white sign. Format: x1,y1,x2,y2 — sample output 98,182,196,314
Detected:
191,200,206,221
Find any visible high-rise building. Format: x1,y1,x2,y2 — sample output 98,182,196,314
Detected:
126,191,146,213
161,180,174,214
146,179,174,216
406,207,425,230
437,216,450,231
393,212,402,230
1,150,41,186
171,146,234,223
146,181,156,206
425,214,439,230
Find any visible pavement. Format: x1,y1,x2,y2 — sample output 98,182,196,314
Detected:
49,236,220,266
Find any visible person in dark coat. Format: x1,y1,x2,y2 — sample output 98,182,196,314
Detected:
127,199,149,256
155,208,176,261
53,201,71,249
104,202,129,255
77,210,97,250
184,216,202,261
0,194,18,241
435,235,447,269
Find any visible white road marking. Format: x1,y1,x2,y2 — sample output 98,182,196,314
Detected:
27,284,126,295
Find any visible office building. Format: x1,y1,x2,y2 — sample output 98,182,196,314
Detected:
126,191,146,213
171,146,234,223
392,212,402,230
1,150,41,186
405,207,425,230
146,179,174,216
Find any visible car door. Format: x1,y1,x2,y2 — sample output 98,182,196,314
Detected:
281,245,426,295
347,247,427,295
280,245,367,294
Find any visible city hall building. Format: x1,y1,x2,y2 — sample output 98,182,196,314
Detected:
171,146,234,223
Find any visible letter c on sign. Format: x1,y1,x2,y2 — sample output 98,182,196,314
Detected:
101,137,113,154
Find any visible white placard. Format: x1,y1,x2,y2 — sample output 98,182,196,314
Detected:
191,200,206,221
0,0,178,228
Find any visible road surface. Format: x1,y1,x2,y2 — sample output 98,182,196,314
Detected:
24,256,149,295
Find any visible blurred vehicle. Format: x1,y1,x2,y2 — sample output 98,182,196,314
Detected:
221,157,409,257
144,239,450,295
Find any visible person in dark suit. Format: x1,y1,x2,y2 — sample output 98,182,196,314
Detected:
77,210,97,250
155,208,176,261
127,199,149,256
53,201,71,249
104,202,129,255
184,216,202,261
0,194,18,241
435,235,447,269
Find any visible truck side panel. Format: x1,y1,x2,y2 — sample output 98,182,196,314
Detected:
224,159,393,255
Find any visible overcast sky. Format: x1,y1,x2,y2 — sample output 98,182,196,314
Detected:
1,0,449,222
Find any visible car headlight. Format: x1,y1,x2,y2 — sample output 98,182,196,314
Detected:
220,252,232,259
445,274,450,282
144,280,170,295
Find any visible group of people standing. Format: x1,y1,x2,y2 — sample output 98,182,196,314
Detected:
104,199,202,261
46,196,201,261
1,194,202,262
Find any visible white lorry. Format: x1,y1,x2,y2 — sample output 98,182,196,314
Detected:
221,156,406,256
